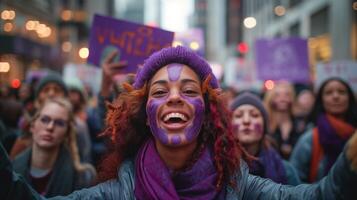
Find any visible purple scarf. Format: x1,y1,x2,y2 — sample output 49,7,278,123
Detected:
317,114,353,173
250,147,287,184
134,139,225,200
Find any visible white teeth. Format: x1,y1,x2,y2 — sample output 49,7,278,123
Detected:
163,113,188,122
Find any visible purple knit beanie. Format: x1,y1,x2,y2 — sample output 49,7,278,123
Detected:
133,46,219,89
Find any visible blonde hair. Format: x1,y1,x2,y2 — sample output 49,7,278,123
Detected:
263,81,295,133
31,97,96,175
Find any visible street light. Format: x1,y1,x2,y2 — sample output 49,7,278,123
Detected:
79,47,89,59
243,17,257,29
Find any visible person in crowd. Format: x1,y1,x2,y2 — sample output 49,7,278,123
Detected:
293,88,315,134
90,50,132,164
0,99,23,153
12,97,96,197
66,78,92,163
1,46,357,199
290,77,357,183
9,72,68,159
231,92,300,185
10,73,92,164
263,81,300,159
221,85,238,107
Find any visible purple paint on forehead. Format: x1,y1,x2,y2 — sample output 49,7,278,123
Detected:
171,135,181,145
167,64,184,82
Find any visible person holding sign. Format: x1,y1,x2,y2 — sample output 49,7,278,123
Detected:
1,47,357,199
290,77,357,183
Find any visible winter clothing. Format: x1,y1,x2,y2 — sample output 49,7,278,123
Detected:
231,92,300,185
1,140,357,199
290,114,356,183
35,72,68,98
133,46,219,89
12,146,95,197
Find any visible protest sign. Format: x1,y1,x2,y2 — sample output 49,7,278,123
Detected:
88,14,174,73
316,61,357,92
255,37,309,83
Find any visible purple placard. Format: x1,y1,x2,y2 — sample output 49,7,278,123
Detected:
174,28,205,57
255,37,309,83
88,14,174,73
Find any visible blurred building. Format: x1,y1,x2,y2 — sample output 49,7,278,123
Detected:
0,0,114,87
239,0,357,66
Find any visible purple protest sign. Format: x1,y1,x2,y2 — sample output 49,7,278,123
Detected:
255,37,309,83
88,14,174,73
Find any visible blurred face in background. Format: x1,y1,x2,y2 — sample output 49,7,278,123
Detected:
232,104,264,146
271,84,293,112
295,90,315,116
19,83,31,101
37,83,66,106
322,80,349,118
31,101,69,150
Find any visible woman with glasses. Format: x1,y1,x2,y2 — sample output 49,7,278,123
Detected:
12,97,96,197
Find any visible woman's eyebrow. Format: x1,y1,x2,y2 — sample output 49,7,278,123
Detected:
181,79,199,84
151,80,168,86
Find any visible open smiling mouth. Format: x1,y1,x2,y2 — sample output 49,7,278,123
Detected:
160,112,190,131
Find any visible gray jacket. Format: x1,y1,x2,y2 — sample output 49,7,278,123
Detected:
290,128,328,182
1,143,357,200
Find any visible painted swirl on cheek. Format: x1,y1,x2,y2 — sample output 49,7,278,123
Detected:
253,123,263,136
146,98,169,144
232,124,240,133
182,96,205,142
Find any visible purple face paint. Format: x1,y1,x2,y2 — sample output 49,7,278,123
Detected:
167,64,183,82
232,124,240,133
182,96,204,142
147,98,169,144
253,123,263,135
171,135,182,145
146,65,205,146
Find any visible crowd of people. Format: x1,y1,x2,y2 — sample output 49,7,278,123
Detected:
1,46,357,199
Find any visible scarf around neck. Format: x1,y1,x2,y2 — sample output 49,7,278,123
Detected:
317,114,355,173
250,146,287,184
134,138,224,200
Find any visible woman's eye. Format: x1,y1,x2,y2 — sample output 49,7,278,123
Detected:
152,90,167,96
183,89,198,95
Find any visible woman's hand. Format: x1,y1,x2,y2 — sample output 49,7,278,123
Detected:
100,50,128,97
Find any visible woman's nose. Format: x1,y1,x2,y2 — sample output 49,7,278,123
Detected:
242,113,251,124
167,89,183,105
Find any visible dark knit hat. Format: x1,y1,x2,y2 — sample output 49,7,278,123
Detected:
230,92,268,134
133,46,219,89
35,72,68,98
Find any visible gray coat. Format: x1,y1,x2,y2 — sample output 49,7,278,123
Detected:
290,128,329,182
2,143,357,199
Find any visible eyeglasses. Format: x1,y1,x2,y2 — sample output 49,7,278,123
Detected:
38,115,68,128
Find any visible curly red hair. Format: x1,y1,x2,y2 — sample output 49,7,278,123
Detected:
97,78,249,189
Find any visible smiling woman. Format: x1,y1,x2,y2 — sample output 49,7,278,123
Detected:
1,47,357,199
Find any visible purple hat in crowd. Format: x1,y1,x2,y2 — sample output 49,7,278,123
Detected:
133,46,219,89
